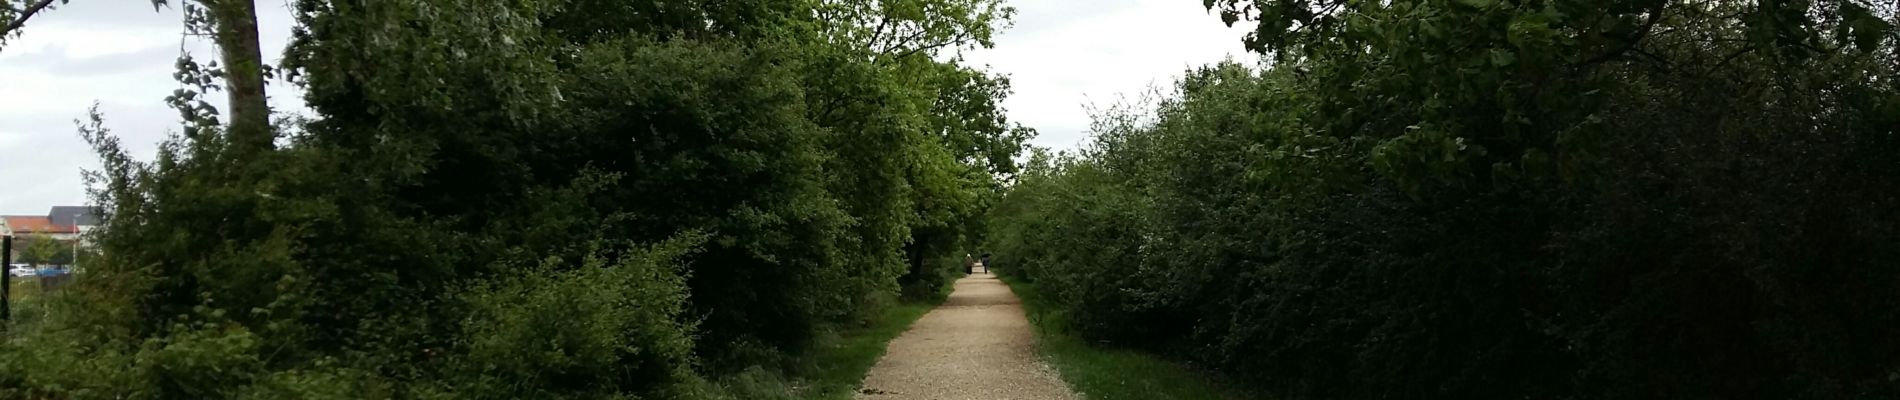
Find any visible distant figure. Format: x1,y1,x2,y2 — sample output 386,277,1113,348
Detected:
980,253,991,274
964,254,975,275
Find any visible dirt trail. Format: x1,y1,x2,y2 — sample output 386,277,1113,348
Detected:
854,269,1075,400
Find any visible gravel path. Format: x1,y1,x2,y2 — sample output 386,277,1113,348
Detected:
855,270,1075,400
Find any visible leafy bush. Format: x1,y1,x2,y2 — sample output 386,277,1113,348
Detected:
450,235,705,399
2,0,1029,398
987,1,1900,398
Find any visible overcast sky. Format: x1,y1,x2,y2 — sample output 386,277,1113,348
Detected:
0,0,1254,215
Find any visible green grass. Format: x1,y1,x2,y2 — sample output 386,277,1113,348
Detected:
1001,275,1252,400
3,277,51,332
792,291,944,399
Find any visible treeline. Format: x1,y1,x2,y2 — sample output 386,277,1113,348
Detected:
0,0,1027,398
988,1,1900,399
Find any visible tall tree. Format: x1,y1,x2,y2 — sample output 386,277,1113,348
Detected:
983,1,1900,399
199,0,271,153
160,0,273,152
1,0,1029,397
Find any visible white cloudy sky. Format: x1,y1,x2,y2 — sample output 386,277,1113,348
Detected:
0,0,1254,215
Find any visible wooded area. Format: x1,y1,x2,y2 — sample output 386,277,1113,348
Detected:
1,0,1025,398
4,0,1899,399
986,0,1900,399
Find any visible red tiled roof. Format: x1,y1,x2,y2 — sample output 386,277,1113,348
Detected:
3,216,75,234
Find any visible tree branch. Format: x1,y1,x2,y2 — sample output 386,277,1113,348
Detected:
2,0,58,38
879,26,929,54
891,29,973,59
1576,0,1668,67
1712,44,1759,70
1628,46,1675,69
866,12,890,51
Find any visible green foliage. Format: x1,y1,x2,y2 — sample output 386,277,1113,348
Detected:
138,321,266,398
793,298,938,400
553,36,853,369
1002,276,1244,400
3,0,1030,398
989,1,1900,398
818,0,1016,57
0,0,75,52
452,235,705,399
15,235,68,266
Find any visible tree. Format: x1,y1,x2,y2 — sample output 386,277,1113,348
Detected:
0,0,1029,396
15,236,63,266
818,0,1015,59
982,1,1900,398
191,0,272,153
0,0,63,51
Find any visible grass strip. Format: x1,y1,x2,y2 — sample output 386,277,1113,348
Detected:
1001,275,1251,400
794,291,943,399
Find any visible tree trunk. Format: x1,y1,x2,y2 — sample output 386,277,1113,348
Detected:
906,231,929,278
204,0,271,153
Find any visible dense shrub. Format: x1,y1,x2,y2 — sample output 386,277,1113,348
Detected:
987,1,1900,398
450,236,705,400
1,0,1027,397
